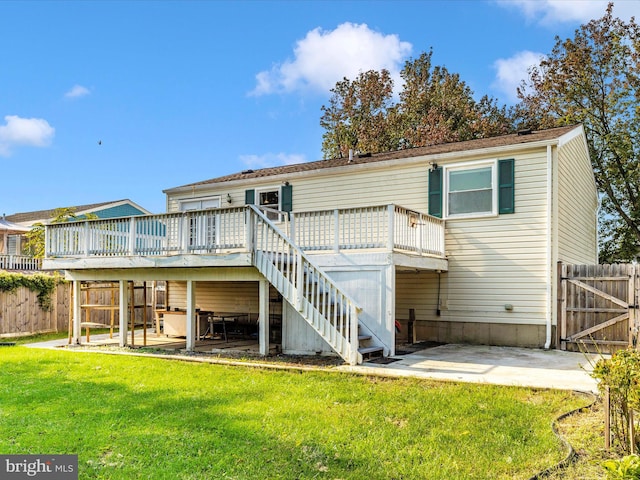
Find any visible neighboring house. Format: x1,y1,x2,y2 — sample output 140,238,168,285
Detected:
1,199,151,271
43,125,598,364
0,215,35,270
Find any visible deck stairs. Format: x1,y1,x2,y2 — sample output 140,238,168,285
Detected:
249,206,385,365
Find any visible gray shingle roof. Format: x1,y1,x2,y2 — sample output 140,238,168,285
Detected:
173,125,580,190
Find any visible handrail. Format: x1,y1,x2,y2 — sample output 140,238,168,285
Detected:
0,255,42,271
248,205,362,365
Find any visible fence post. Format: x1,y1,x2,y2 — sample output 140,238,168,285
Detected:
605,385,611,450
560,262,567,350
631,409,636,454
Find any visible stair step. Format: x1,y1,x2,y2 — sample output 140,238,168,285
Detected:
358,346,384,355
358,334,372,341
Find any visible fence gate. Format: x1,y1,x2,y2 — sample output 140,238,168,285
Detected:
559,263,638,353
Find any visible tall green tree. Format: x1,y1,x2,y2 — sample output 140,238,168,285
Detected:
397,51,511,148
516,3,640,262
320,69,397,159
320,51,512,159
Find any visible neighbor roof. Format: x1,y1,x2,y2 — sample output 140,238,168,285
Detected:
5,199,145,224
167,124,581,192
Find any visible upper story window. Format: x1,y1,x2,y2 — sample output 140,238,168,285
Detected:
257,188,280,221
447,164,495,217
428,159,514,219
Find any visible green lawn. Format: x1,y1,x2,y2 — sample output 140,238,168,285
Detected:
0,345,588,479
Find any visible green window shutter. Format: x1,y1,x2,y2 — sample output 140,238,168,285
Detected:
245,189,255,205
428,167,443,218
498,159,515,214
281,184,293,213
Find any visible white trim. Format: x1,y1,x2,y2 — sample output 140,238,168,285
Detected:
545,145,553,349
179,195,222,212
443,159,498,220
255,185,282,221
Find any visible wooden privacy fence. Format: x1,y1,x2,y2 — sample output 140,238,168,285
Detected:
0,281,164,338
0,283,71,336
559,263,639,353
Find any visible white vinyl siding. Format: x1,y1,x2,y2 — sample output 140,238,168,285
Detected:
441,150,549,325
556,134,598,264
162,132,596,341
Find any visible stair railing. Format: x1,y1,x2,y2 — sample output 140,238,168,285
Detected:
247,205,362,364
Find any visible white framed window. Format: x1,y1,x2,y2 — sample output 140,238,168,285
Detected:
444,161,497,219
256,187,280,221
179,196,221,212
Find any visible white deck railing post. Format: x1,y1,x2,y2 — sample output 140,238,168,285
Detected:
387,204,395,251
181,214,190,253
245,208,255,254
333,209,340,252
295,250,303,311
129,217,136,256
83,221,90,257
349,304,359,365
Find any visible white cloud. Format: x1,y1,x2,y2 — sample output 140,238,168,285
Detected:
64,84,91,98
493,50,546,103
250,22,412,96
0,115,55,157
496,0,638,24
239,152,306,169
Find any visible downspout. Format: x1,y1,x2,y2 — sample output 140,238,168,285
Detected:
545,145,553,349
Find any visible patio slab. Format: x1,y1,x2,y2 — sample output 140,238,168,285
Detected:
340,344,602,393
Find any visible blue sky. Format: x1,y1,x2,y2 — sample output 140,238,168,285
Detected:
1,0,638,216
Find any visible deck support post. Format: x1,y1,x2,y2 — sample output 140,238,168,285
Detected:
186,280,197,352
259,278,270,356
72,280,81,345
119,280,129,347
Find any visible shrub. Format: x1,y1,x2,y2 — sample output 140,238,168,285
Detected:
592,348,640,454
602,454,640,479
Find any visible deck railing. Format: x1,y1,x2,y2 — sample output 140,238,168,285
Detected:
291,205,445,257
0,255,42,271
45,205,444,259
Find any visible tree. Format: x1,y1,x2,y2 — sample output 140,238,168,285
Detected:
320,69,397,159
397,51,511,148
320,51,513,159
516,3,640,262
25,208,97,259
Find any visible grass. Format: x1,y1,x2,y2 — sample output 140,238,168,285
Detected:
0,343,591,480
545,399,617,479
